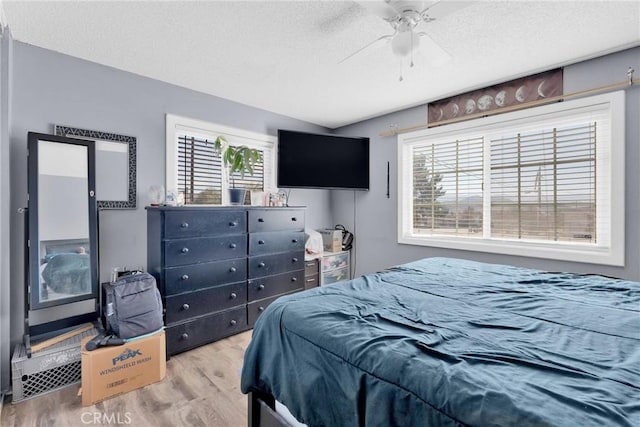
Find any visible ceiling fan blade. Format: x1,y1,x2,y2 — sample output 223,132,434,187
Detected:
421,1,473,20
354,1,400,20
338,33,395,64
416,32,451,66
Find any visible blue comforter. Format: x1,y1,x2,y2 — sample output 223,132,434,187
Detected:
241,257,640,426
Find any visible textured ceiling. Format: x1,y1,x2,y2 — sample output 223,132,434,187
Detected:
2,1,639,128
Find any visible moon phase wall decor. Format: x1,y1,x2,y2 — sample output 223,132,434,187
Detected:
427,69,563,127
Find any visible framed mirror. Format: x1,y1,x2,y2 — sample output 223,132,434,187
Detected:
54,125,137,209
27,132,99,310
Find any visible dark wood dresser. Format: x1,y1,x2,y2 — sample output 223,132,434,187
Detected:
147,206,306,355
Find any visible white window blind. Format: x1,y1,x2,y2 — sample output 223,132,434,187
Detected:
177,134,223,204
166,115,276,205
398,91,625,266
412,137,484,236
490,123,597,243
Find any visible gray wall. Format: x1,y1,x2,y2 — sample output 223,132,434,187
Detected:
333,47,640,280
0,27,12,394
8,41,333,352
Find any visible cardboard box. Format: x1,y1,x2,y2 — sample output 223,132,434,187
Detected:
80,331,166,406
318,229,342,252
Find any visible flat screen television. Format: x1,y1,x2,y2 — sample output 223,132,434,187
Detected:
277,129,370,190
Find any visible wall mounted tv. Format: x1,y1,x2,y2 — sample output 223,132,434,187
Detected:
277,129,370,190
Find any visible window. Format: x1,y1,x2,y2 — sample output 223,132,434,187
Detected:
412,136,484,237
490,123,596,243
398,91,625,266
166,115,276,205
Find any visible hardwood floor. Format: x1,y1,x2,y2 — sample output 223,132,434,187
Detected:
1,331,253,427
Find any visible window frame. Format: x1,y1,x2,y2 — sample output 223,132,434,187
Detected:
397,91,625,266
165,114,276,205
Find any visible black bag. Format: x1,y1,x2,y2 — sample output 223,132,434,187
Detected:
103,272,163,339
335,224,353,251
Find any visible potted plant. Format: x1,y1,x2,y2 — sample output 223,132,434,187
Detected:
214,136,262,205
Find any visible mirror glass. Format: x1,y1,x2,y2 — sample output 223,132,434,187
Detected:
95,139,128,201
54,125,137,209
35,140,92,306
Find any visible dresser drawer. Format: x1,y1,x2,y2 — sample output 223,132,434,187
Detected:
322,266,349,285
166,306,247,355
164,258,247,295
164,209,246,238
322,251,349,272
248,231,305,256
304,259,319,275
248,251,304,279
165,282,247,324
248,295,284,328
248,209,305,233
304,274,319,290
164,235,247,267
247,270,304,301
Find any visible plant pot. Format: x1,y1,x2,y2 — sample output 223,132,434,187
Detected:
228,188,247,205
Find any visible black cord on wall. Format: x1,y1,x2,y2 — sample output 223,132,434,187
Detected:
352,190,357,279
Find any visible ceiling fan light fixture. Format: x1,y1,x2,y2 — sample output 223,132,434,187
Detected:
391,29,420,57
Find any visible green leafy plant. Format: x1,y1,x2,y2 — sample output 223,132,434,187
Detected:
214,136,262,186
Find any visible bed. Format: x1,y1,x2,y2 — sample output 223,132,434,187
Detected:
240,257,640,427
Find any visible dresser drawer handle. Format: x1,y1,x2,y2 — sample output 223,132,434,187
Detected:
181,247,189,254
291,217,297,222
258,218,265,223
258,262,266,268
181,333,189,340
292,257,298,263
229,267,237,273
291,277,297,282
258,240,265,245
292,239,298,243
258,306,265,312
182,303,190,311
229,221,238,227
230,292,237,299
306,278,315,283
229,243,237,249
230,319,237,326
181,274,189,281
258,284,265,290
180,222,189,228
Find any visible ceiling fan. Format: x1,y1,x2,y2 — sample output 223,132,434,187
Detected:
341,1,470,80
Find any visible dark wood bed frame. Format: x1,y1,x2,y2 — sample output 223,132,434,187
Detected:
248,392,292,427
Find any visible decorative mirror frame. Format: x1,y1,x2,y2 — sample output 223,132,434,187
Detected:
54,125,137,209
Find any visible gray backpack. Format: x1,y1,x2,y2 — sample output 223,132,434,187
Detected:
103,272,163,339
